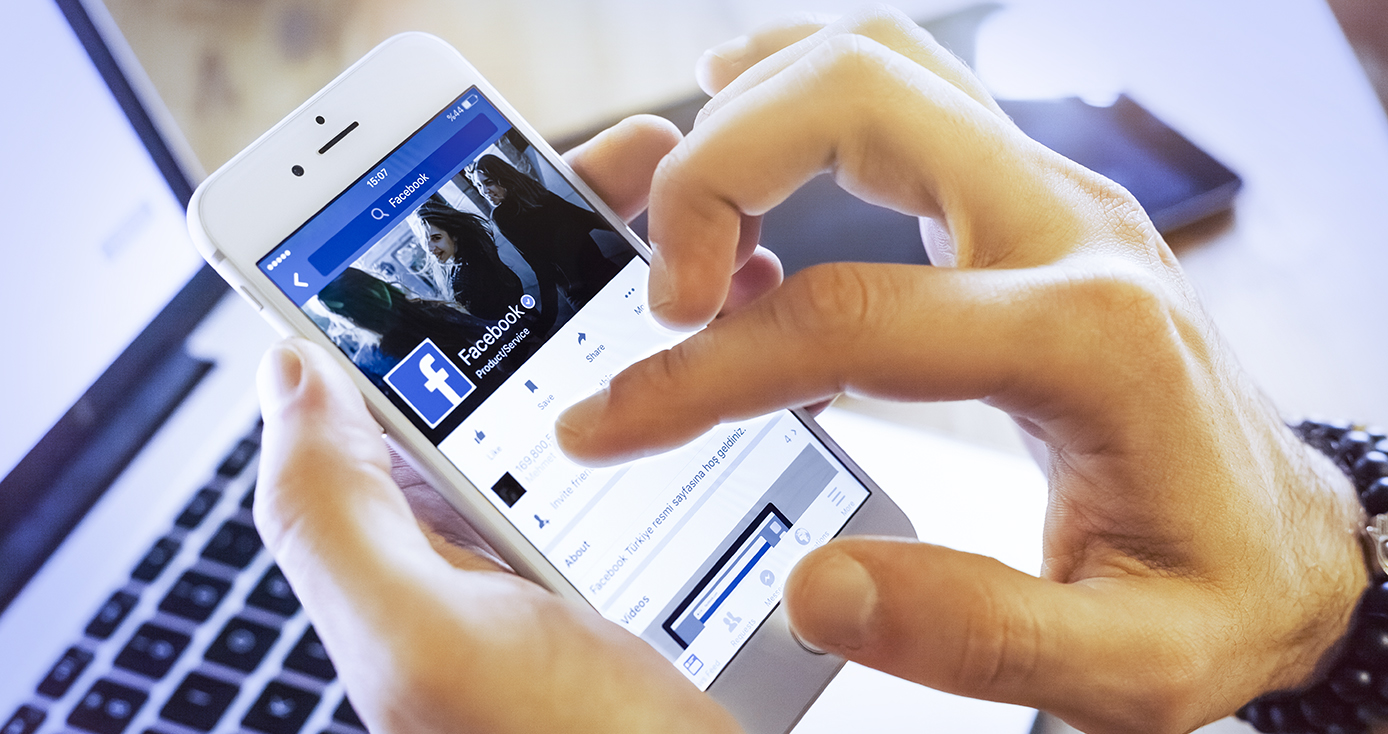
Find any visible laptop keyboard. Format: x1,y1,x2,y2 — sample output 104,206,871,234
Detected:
3,423,366,734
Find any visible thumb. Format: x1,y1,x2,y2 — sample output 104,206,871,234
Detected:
256,340,745,734
784,538,1220,733
253,339,459,619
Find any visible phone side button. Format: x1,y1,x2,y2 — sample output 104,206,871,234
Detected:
237,286,265,312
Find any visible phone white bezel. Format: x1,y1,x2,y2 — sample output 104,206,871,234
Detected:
188,32,916,734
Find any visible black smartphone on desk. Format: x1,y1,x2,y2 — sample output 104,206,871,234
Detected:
999,94,1243,233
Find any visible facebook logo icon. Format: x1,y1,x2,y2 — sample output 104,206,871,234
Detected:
384,339,475,428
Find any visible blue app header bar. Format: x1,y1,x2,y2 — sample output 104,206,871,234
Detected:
259,88,510,306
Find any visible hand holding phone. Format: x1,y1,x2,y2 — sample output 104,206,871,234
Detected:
256,335,745,734
191,30,912,734
251,116,751,734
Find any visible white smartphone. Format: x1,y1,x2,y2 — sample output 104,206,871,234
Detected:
188,33,915,734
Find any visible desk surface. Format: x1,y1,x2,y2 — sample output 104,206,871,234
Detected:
105,0,1388,731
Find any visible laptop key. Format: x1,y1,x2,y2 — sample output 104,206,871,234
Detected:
68,679,147,734
131,537,181,582
242,681,318,734
86,590,138,639
160,672,238,732
241,482,257,510
217,439,259,477
332,697,364,730
205,617,278,672
175,488,221,530
246,566,299,617
114,623,190,679
201,520,262,569
159,571,231,622
282,627,334,681
38,646,94,697
2,705,44,734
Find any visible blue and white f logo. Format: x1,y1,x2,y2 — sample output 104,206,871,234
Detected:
384,339,475,428
419,353,462,405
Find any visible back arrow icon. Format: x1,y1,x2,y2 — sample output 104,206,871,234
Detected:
293,273,307,287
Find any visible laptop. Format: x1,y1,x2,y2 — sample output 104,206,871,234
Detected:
0,2,370,733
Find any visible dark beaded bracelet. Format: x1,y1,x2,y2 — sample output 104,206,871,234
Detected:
1237,419,1388,734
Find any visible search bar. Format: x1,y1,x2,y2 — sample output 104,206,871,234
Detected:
307,113,499,276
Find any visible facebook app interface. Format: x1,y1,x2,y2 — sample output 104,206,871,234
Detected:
258,88,870,689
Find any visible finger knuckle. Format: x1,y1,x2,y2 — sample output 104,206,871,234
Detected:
775,264,878,346
840,4,916,36
1084,177,1161,251
1044,159,1164,255
839,5,950,66
952,586,1044,694
809,35,921,130
947,580,1215,734
809,32,894,93
608,341,700,416
647,343,695,396
250,447,332,555
1072,267,1168,327
1046,264,1187,367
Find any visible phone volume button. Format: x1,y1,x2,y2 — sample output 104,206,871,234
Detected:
237,286,265,312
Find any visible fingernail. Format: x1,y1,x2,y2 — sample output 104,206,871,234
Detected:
791,551,876,651
707,35,750,65
646,245,671,310
261,341,304,412
644,248,695,330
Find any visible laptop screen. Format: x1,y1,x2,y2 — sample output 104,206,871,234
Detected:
0,0,229,610
0,1,203,480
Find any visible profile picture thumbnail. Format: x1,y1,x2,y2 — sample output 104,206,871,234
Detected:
491,472,528,508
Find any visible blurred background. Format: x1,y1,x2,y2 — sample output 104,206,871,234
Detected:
104,0,1388,169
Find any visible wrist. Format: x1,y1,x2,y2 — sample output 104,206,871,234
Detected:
1239,420,1388,734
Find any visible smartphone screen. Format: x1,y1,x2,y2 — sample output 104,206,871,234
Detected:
253,88,871,689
